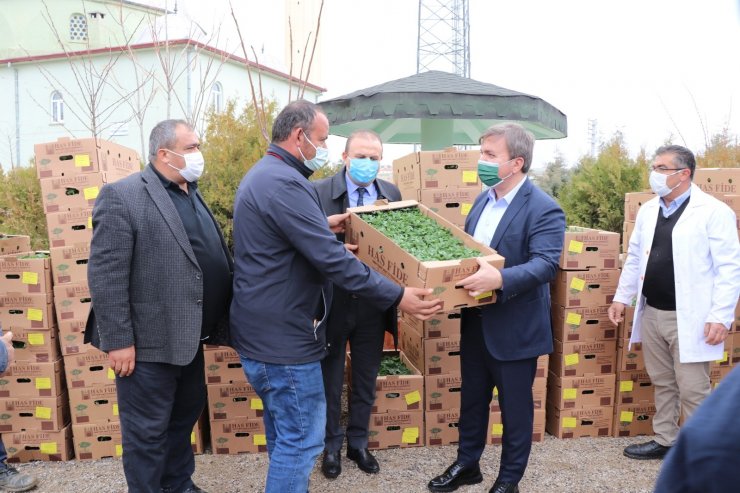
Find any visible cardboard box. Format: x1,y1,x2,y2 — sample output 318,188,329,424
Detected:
616,371,654,405
419,186,482,227
551,269,619,308
618,305,635,340
400,309,461,339
35,136,140,179
400,321,460,375
368,410,424,449
40,173,108,213
203,346,246,385
393,148,480,193
68,384,119,424
545,403,613,439
0,235,31,256
551,304,617,342
50,244,90,285
0,359,65,397
709,334,734,370
349,350,424,413
622,221,635,253
710,366,733,388
624,192,656,222
491,376,546,412
4,424,73,462
72,421,122,460
0,292,54,330
536,354,549,378
547,373,616,409
347,201,505,311
425,409,460,446
4,326,60,363
559,227,620,270
550,339,617,377
0,253,53,294
0,393,69,432
693,168,740,196
617,339,646,372
64,348,115,388
613,403,656,437
46,209,93,247
488,409,546,444
57,320,91,356
207,382,263,421
192,413,207,454
53,283,91,323
425,372,462,411
731,331,740,365
210,418,267,454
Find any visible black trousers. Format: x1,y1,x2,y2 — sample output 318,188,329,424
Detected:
456,311,537,484
115,347,206,493
321,300,386,452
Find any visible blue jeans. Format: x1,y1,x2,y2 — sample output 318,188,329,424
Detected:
240,356,326,493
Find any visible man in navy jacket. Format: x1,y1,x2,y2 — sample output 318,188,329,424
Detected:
230,100,442,493
428,123,565,493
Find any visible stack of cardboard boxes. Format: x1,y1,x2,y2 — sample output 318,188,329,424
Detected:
0,235,74,462
547,227,621,439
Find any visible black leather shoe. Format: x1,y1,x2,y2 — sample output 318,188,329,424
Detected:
347,447,380,474
489,480,519,493
428,461,483,492
322,450,342,479
623,440,671,460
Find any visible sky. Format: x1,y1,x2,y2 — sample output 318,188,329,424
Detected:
163,0,740,170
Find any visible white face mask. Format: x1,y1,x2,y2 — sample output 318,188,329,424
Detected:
166,150,205,182
649,170,681,197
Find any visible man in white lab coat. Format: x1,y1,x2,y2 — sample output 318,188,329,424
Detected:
608,144,740,460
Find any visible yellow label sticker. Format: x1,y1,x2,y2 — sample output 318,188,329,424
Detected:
404,390,421,405
619,381,634,392
83,186,100,201
565,312,582,325
568,240,584,254
717,351,728,363
113,404,119,416
563,388,577,400
401,427,419,444
35,406,52,419
569,277,586,292
490,423,503,436
493,386,499,396
562,417,577,429
115,444,123,456
190,432,196,444
250,398,263,410
564,353,579,366
26,308,43,322
108,368,116,380
253,434,267,446
461,203,473,216
88,217,93,230
28,333,45,345
462,170,478,183
620,411,634,423
40,442,57,454
22,271,39,285
35,377,51,390
475,290,493,300
74,154,90,167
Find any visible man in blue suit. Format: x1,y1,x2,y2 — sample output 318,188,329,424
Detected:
428,123,565,493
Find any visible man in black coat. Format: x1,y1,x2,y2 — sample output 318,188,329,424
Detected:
313,130,401,478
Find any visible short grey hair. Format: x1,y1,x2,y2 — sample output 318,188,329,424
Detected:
344,129,383,154
655,144,696,179
271,100,322,143
479,123,535,173
149,119,191,161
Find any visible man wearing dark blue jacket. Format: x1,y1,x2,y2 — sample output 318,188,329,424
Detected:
230,100,442,493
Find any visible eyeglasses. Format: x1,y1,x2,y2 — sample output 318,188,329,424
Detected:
649,165,687,173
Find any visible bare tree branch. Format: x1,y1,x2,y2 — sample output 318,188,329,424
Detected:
299,0,325,100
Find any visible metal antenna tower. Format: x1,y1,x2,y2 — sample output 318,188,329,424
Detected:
417,0,470,77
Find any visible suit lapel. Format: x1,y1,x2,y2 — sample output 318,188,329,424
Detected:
490,179,532,249
465,193,489,235
142,166,199,267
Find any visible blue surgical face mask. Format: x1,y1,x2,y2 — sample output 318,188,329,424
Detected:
298,134,329,171
348,158,380,185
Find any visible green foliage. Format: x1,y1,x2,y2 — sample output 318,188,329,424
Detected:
697,128,740,168
378,354,412,376
558,133,648,234
0,165,48,250
534,152,572,199
198,99,278,251
361,208,481,261
309,160,343,181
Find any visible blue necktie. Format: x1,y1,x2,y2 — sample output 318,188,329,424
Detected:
357,187,367,206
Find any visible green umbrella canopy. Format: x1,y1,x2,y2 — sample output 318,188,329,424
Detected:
318,70,567,150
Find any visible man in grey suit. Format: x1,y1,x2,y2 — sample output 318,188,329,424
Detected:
313,130,401,478
86,119,233,493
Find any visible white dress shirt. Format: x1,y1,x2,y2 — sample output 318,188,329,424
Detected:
473,177,528,246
